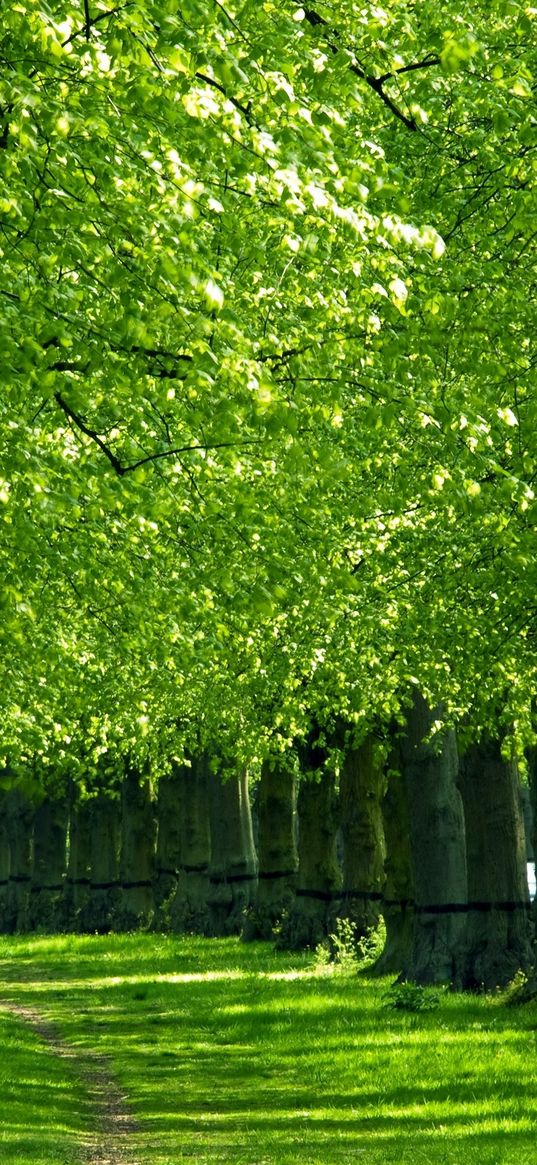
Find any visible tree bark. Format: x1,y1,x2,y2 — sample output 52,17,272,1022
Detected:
277,738,340,950
79,794,121,933
169,755,211,934
63,795,93,931
402,691,467,985
0,790,10,933
528,746,537,932
115,768,156,931
243,760,298,940
207,766,258,936
28,796,68,932
153,770,183,929
337,733,386,941
374,748,414,975
519,783,534,862
7,788,35,933
458,737,534,989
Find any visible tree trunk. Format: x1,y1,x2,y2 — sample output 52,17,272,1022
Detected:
528,747,537,933
243,760,298,940
79,794,121,933
169,755,211,935
115,768,156,931
459,737,534,989
7,788,35,933
402,691,467,985
374,749,414,975
63,796,93,931
519,783,534,862
337,733,386,941
153,770,183,930
28,796,68,932
277,745,340,950
207,767,258,936
0,790,10,933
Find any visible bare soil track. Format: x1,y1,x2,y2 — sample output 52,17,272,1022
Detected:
0,999,140,1165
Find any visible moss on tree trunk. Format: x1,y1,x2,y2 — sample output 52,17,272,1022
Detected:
7,788,35,933
153,770,183,929
374,748,414,975
79,794,121,933
0,790,10,933
28,796,68,932
63,795,93,931
115,768,156,931
277,740,340,950
527,747,537,935
169,755,211,934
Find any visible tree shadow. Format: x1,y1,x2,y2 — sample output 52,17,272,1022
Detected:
1,935,537,1165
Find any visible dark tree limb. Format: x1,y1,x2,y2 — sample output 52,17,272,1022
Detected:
302,7,440,131
55,392,126,475
195,72,252,121
83,0,91,41
54,392,265,476
62,4,133,47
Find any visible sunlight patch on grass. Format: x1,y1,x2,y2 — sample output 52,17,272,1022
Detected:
1,935,537,1165
0,1005,91,1165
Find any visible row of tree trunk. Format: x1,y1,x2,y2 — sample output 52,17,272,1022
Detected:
1,698,536,990
382,694,536,989
0,761,258,939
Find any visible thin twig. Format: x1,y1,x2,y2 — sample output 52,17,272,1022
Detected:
83,0,91,41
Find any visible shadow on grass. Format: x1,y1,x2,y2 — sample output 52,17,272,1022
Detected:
1,935,537,1165
0,1008,91,1165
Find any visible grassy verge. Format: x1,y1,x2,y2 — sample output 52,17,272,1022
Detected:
0,934,536,1164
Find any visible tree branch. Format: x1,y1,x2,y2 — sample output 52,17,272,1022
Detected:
55,392,126,475
54,392,266,476
376,54,441,86
62,3,133,47
83,0,91,41
302,7,440,131
120,438,266,474
195,72,252,120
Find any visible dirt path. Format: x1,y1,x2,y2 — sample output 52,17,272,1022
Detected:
0,999,140,1165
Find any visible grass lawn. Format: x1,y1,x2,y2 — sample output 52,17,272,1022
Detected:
0,934,536,1164
0,1000,91,1164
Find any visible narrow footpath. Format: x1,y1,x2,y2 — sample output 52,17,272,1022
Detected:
0,999,140,1165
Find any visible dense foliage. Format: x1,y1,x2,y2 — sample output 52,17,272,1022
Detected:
2,0,537,774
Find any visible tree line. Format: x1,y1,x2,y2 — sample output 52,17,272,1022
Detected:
3,693,536,991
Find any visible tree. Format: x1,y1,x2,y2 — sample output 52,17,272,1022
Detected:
243,757,298,940
337,731,386,941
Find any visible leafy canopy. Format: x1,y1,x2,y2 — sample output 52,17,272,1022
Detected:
1,0,537,772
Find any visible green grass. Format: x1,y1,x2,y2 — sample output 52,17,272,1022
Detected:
1,934,537,1164
0,1002,90,1164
